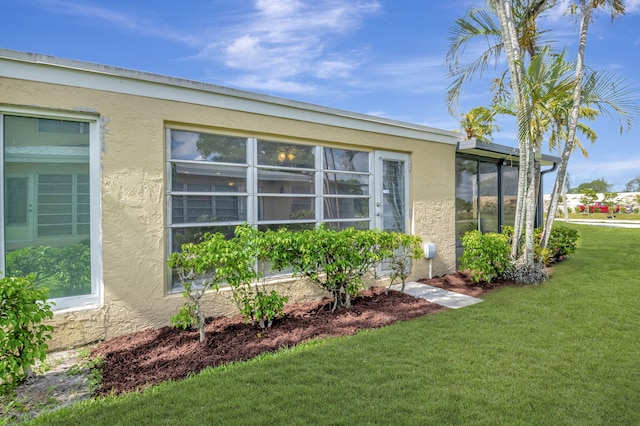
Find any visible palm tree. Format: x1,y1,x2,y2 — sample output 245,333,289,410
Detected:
460,106,499,142
541,0,632,248
449,1,635,278
448,1,556,272
446,1,554,115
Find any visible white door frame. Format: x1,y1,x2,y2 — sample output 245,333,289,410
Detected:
374,150,410,233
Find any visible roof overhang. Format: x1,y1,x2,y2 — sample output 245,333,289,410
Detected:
457,138,559,167
0,48,463,147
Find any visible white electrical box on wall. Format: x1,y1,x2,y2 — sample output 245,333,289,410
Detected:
423,243,436,259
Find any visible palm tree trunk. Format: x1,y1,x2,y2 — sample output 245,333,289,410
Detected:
562,177,569,222
542,0,593,248
491,0,532,262
523,142,537,265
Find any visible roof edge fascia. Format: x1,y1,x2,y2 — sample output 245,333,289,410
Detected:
0,48,462,146
457,138,560,166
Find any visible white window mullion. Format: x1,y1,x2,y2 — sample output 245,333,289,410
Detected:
369,151,375,230
315,146,323,225
246,138,257,225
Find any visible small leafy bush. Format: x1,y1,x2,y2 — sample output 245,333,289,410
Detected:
502,225,579,264
169,224,427,332
169,232,232,343
544,226,579,262
245,290,289,329
0,276,54,391
230,225,288,329
170,225,291,338
459,230,511,285
287,226,386,312
379,232,424,293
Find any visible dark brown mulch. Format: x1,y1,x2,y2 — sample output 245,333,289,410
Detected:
93,274,506,396
416,271,519,297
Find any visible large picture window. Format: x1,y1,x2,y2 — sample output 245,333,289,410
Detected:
1,114,100,310
166,129,374,290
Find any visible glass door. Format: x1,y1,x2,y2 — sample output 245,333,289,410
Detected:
375,151,409,276
375,151,409,233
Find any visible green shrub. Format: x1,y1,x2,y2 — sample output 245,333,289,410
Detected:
544,226,579,261
168,232,232,343
170,225,291,336
169,224,424,328
502,225,579,264
230,225,288,329
0,276,54,391
380,232,424,293
459,230,511,285
245,290,288,329
287,226,386,312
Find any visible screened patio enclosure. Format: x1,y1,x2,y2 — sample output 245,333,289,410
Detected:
455,139,559,259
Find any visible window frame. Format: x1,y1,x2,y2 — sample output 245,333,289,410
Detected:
165,128,376,292
0,108,103,312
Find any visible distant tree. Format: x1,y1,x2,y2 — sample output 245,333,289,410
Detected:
572,178,611,194
601,191,619,215
623,177,640,192
579,188,598,214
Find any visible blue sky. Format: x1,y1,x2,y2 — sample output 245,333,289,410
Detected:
2,0,640,191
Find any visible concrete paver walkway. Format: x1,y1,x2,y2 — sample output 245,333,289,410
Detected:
389,281,483,309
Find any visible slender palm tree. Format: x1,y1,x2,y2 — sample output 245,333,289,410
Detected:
541,0,631,248
449,1,635,277
448,1,558,271
446,0,554,115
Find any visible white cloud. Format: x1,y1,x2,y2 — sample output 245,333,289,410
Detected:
37,0,199,45
39,0,138,28
36,0,382,95
625,0,640,14
255,0,302,16
314,58,356,79
224,35,263,68
199,0,382,92
225,75,320,95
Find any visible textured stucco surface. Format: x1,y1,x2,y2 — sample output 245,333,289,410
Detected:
1,74,458,351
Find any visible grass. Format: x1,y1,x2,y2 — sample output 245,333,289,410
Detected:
567,212,640,220
26,224,640,425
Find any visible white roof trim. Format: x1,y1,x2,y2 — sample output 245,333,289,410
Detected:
0,49,462,146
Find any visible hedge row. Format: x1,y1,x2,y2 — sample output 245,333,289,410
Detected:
169,224,424,342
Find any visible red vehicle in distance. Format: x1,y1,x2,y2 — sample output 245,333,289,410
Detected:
577,201,623,214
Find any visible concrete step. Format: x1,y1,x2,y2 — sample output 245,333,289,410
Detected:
389,281,483,309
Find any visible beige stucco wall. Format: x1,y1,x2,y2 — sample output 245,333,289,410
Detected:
1,74,457,351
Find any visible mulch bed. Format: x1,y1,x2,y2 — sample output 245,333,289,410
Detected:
93,272,509,395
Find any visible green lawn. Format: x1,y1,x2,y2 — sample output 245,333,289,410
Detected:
29,225,640,425
567,212,640,220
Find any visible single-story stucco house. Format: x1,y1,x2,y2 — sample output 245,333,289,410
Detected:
0,49,558,350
